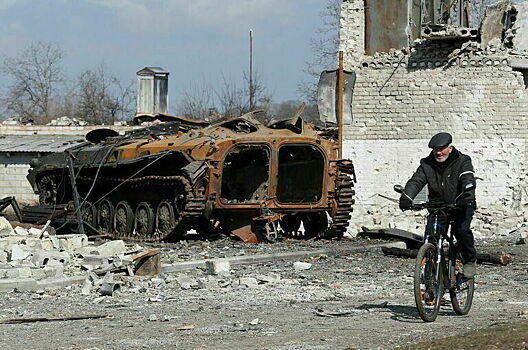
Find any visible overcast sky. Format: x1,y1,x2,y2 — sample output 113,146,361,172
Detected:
0,0,331,113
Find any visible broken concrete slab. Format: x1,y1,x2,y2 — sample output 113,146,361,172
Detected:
31,250,70,266
94,240,126,257
0,216,14,236
481,0,510,48
56,234,88,251
10,244,30,261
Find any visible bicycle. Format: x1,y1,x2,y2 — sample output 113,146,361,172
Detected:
394,183,475,322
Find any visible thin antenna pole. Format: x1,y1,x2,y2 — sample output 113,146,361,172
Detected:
249,29,254,111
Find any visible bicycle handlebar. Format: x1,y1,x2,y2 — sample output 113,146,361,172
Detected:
410,203,457,211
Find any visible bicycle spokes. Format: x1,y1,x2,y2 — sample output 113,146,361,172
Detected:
414,243,443,322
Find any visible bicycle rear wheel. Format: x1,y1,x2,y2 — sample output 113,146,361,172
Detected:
414,243,443,322
450,261,475,315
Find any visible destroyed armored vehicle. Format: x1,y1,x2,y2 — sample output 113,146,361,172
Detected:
26,111,355,242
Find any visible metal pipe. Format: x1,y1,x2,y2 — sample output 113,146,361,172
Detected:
66,150,85,236
338,51,344,159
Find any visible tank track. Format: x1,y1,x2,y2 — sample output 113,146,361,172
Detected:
326,172,355,238
76,174,207,242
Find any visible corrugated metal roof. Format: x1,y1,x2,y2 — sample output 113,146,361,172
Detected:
0,135,85,153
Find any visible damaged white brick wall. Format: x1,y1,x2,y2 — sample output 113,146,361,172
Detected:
340,0,528,233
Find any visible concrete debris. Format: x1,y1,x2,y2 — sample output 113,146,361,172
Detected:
205,259,231,276
0,217,15,236
293,262,312,271
0,222,154,292
46,116,87,126
93,240,126,257
175,274,199,290
237,277,259,288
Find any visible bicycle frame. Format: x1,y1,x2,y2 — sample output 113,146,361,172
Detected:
425,209,458,289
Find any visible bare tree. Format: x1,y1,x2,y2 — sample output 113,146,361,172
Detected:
298,0,341,104
1,42,64,123
178,81,217,121
177,71,272,123
76,65,135,124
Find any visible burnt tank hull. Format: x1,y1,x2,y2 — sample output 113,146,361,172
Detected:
26,113,356,241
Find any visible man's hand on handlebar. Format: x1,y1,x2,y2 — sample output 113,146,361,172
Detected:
399,197,413,211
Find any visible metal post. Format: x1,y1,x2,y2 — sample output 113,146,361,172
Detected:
337,51,344,159
66,150,85,235
249,29,254,111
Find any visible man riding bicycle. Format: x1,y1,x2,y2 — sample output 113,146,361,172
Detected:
399,132,477,278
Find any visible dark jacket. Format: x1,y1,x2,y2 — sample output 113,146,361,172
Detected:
403,147,476,207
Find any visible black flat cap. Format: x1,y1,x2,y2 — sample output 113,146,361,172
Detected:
428,132,452,149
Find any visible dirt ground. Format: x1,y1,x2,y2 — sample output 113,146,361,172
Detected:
0,234,527,350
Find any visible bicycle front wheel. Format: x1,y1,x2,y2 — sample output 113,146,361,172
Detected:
450,261,475,315
414,243,443,322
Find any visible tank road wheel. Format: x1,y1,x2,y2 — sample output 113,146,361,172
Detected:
114,201,134,237
279,215,302,237
97,199,114,233
302,212,329,238
37,175,58,205
135,202,155,238
81,202,97,228
155,201,176,239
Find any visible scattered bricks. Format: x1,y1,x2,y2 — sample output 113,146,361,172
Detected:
0,217,14,236
205,259,231,276
293,262,313,271
10,244,31,261
95,240,126,257
57,234,88,251
0,278,37,292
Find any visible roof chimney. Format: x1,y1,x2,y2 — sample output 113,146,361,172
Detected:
136,67,169,114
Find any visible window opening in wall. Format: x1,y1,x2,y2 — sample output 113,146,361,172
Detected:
513,68,528,89
220,145,270,204
277,144,324,203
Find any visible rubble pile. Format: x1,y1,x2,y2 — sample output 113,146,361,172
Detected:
349,201,528,240
46,116,87,126
0,217,147,292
